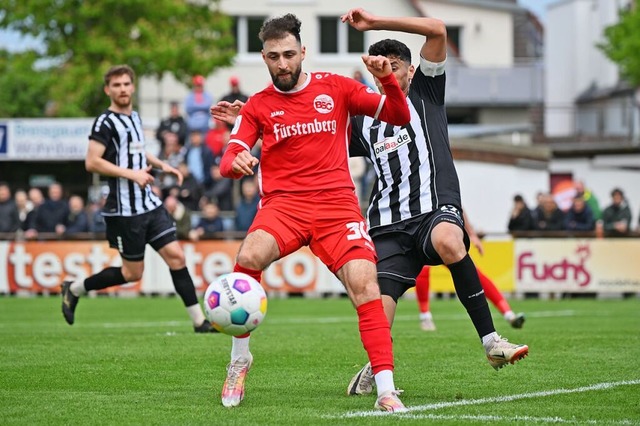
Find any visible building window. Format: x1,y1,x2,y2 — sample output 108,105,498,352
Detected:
319,17,365,54
233,16,267,54
447,26,461,56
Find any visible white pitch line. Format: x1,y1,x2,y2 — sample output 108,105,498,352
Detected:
330,379,640,419
396,413,638,425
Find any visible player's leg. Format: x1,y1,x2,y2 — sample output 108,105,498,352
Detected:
415,266,436,331
423,206,528,369
61,215,142,325
477,268,525,328
336,259,406,413
147,207,211,332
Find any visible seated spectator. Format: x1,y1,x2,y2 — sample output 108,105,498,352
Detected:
219,76,249,131
0,182,20,234
191,201,224,240
64,195,90,235
14,189,30,231
164,195,192,240
23,188,44,238
205,118,230,157
157,132,186,193
564,195,595,231
599,188,632,236
533,193,564,231
31,183,69,238
508,194,534,231
185,130,215,188
88,195,107,234
203,158,234,211
156,101,188,149
235,178,260,232
173,162,202,212
574,180,601,221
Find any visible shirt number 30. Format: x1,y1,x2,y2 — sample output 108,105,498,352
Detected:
345,221,373,242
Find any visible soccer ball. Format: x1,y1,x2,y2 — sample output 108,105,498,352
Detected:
203,272,268,336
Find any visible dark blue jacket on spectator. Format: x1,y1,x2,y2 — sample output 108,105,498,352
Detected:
196,217,224,234
34,199,69,232
564,204,595,231
65,210,90,234
235,195,259,232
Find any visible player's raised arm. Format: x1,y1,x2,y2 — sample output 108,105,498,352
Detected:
341,8,446,63
360,54,410,125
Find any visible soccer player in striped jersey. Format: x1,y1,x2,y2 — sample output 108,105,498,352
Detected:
60,65,216,333
212,13,410,412
342,8,529,396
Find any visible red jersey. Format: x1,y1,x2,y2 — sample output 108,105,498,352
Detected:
221,72,409,198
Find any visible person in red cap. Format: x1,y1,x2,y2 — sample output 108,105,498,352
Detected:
184,74,214,135
219,76,249,130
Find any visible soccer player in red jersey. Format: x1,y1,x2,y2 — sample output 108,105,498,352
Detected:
212,14,410,412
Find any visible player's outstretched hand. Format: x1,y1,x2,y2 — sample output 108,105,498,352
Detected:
231,150,259,176
211,100,245,126
362,55,392,79
340,8,376,32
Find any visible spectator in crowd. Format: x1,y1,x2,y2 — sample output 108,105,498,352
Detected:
564,195,595,232
88,194,107,234
64,195,90,235
14,189,30,231
0,182,20,234
531,191,545,223
32,182,69,236
533,193,564,231
508,194,534,232
164,195,192,240
191,201,224,240
174,162,202,212
185,130,215,189
219,76,249,131
23,187,44,237
599,188,632,236
574,180,601,221
203,157,234,211
353,68,376,91
205,118,230,157
235,177,260,232
184,74,213,135
156,101,188,148
157,131,186,193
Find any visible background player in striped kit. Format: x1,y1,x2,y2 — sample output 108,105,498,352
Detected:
60,65,216,334
341,8,529,396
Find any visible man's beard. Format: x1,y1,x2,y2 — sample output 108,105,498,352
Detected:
113,95,131,109
271,66,302,91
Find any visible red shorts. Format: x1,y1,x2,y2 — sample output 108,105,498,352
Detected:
248,190,377,273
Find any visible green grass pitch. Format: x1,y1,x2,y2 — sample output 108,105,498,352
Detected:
1,294,638,425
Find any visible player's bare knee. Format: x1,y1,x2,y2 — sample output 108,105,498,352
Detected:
236,250,267,271
121,267,143,282
435,234,466,264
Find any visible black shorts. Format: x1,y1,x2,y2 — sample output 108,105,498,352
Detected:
369,205,469,297
104,207,177,261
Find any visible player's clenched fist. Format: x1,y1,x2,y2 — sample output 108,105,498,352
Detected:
361,55,392,79
231,150,260,176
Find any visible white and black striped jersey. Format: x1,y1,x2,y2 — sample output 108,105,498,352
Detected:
350,56,461,229
89,110,162,217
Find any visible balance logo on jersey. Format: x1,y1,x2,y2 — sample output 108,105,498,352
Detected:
313,94,334,114
373,128,411,158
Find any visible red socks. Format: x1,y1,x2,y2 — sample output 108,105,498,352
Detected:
477,268,510,315
356,299,394,374
415,266,431,313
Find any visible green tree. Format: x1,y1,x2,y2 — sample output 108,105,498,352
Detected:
0,50,54,117
599,2,640,86
0,0,235,117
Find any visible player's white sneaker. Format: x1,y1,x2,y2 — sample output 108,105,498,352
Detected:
485,335,528,370
221,353,253,407
347,362,374,395
374,390,408,413
420,316,437,331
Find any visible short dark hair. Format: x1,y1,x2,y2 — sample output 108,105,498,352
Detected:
368,39,412,63
104,65,135,86
514,194,524,203
611,188,624,197
259,13,302,44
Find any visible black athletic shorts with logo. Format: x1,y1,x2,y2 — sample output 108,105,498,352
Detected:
369,204,470,300
104,206,177,261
